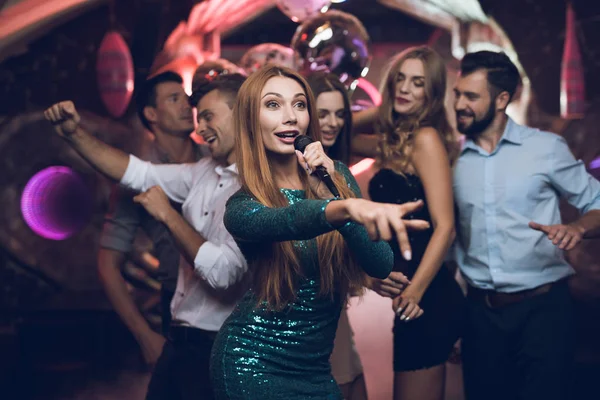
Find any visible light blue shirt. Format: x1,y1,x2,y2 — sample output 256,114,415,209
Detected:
453,117,600,292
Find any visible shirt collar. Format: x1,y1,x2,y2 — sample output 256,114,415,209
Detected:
215,163,238,177
460,137,478,154
460,116,522,154
499,117,522,145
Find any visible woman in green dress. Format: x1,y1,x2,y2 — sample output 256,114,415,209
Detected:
210,65,428,400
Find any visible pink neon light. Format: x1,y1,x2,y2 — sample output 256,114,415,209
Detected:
350,78,381,173
357,78,382,106
350,158,376,176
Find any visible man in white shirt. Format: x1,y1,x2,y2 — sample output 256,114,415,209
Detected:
44,73,248,400
98,71,208,369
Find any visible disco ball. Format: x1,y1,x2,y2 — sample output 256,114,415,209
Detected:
291,10,371,89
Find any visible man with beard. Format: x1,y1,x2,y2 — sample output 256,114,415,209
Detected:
45,73,248,400
452,50,600,400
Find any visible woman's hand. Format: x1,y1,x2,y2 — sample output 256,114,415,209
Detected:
368,271,411,297
392,284,425,322
296,141,336,198
345,198,429,261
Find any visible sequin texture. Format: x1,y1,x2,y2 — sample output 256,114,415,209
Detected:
211,162,393,399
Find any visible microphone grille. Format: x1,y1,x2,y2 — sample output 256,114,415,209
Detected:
293,135,314,152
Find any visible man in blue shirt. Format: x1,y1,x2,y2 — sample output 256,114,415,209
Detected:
453,51,600,400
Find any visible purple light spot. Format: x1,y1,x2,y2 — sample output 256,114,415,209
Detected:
590,157,600,170
21,166,92,240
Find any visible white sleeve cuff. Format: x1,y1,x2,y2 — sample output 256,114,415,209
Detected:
194,241,222,282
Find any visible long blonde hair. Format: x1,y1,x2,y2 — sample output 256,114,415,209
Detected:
233,65,365,310
377,46,458,172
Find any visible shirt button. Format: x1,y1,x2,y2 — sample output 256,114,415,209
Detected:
219,183,223,188
204,212,208,216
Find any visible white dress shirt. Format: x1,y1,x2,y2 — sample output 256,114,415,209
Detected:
121,155,247,331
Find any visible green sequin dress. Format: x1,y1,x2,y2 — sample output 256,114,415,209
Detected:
210,162,393,400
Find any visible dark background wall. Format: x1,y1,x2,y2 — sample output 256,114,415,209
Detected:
0,1,599,398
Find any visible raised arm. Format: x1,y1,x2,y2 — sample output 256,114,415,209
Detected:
224,162,429,279
44,101,197,204
224,191,339,243
121,155,197,204
44,101,130,181
351,106,378,135
351,133,380,159
351,107,380,158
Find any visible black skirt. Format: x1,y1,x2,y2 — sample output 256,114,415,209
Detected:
392,265,465,371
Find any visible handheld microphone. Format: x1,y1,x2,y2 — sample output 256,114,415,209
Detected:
294,135,340,198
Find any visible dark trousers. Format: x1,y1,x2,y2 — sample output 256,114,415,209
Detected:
146,326,216,400
462,280,574,400
160,287,175,336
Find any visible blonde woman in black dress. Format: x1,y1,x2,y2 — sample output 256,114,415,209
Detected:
368,46,465,400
